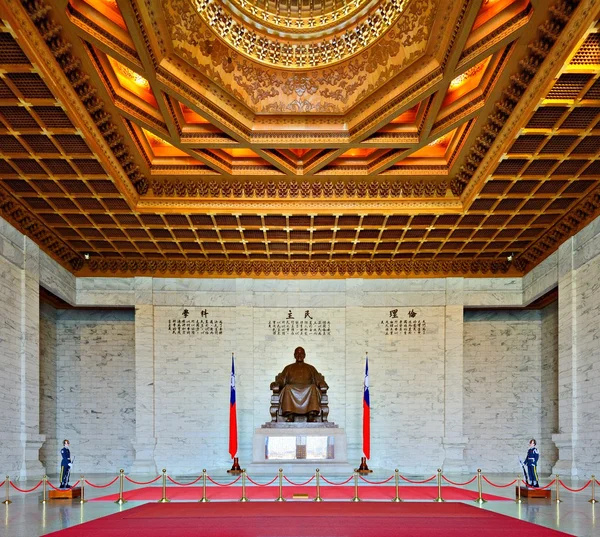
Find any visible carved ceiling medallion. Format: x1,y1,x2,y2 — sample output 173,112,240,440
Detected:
188,0,411,69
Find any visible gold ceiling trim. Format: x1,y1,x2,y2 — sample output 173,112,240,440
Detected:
0,184,84,271
80,257,521,278
192,0,409,69
136,196,462,214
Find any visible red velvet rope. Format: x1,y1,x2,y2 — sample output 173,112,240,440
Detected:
284,475,315,486
596,480,600,487
442,475,477,486
246,475,278,486
84,476,120,488
125,475,161,485
47,480,80,491
9,480,43,493
206,475,242,487
167,475,203,486
559,479,591,493
538,480,556,490
359,475,395,485
0,481,4,488
320,475,354,486
399,474,436,484
482,476,517,488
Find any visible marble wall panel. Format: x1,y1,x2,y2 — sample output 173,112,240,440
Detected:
463,310,545,472
0,257,23,474
574,255,600,475
53,310,135,473
39,252,76,305
39,303,58,468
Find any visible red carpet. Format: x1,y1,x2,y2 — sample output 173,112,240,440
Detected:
44,501,573,536
92,484,509,502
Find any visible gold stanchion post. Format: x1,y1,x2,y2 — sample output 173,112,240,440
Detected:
199,469,209,503
115,469,127,505
555,474,562,503
516,474,522,503
240,469,249,502
2,476,11,505
80,475,87,504
434,469,444,502
40,475,47,504
276,468,285,502
314,469,323,502
351,469,361,502
392,469,402,502
589,475,597,504
158,469,170,503
474,469,486,504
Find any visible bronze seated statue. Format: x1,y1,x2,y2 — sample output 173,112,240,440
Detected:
270,346,329,423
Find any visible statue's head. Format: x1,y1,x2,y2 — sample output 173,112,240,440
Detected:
294,346,306,362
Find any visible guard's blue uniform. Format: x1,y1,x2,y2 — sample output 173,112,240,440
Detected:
60,446,71,488
525,446,539,487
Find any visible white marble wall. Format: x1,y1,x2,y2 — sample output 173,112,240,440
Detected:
0,254,24,474
39,303,58,469
53,309,136,473
573,255,600,475
464,310,547,472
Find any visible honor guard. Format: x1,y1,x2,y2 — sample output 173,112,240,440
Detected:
525,438,539,488
60,439,72,488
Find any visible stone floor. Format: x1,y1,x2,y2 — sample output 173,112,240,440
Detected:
2,472,598,537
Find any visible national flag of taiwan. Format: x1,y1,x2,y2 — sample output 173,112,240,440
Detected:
229,354,238,459
363,355,370,460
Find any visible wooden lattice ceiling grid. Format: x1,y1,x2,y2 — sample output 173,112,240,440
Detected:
0,0,598,278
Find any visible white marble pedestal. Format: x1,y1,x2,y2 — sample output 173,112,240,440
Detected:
249,423,352,475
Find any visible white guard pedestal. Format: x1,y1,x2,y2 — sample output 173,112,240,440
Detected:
249,423,352,475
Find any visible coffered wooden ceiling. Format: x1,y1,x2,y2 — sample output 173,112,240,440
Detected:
0,0,598,278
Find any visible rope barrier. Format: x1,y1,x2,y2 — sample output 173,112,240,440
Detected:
167,475,203,487
482,476,518,488
283,475,315,486
442,475,477,486
359,475,395,485
85,476,119,488
320,475,354,486
125,475,161,485
9,480,43,493
0,481,4,488
47,480,80,491
538,480,556,490
246,475,278,487
398,474,436,484
596,480,600,487
206,475,242,487
559,479,591,493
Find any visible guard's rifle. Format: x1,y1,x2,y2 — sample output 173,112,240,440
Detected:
519,458,528,487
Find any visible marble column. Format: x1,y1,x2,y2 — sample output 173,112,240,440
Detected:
552,239,578,476
130,278,158,474
20,239,45,478
442,279,468,472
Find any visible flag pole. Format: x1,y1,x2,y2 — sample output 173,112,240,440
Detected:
228,352,242,474
358,352,372,473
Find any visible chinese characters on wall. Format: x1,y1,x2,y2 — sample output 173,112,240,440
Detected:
269,310,331,336
381,309,427,336
167,309,223,336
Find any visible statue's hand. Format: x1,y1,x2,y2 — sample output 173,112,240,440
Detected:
270,382,280,392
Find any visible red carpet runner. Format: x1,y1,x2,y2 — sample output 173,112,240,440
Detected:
92,485,509,502
45,501,572,537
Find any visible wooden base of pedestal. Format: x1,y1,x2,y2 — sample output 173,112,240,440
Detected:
516,486,551,499
49,487,81,500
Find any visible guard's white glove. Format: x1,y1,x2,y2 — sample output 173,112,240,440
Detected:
68,463,72,467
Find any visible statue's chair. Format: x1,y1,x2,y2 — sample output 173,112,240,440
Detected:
269,384,329,423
